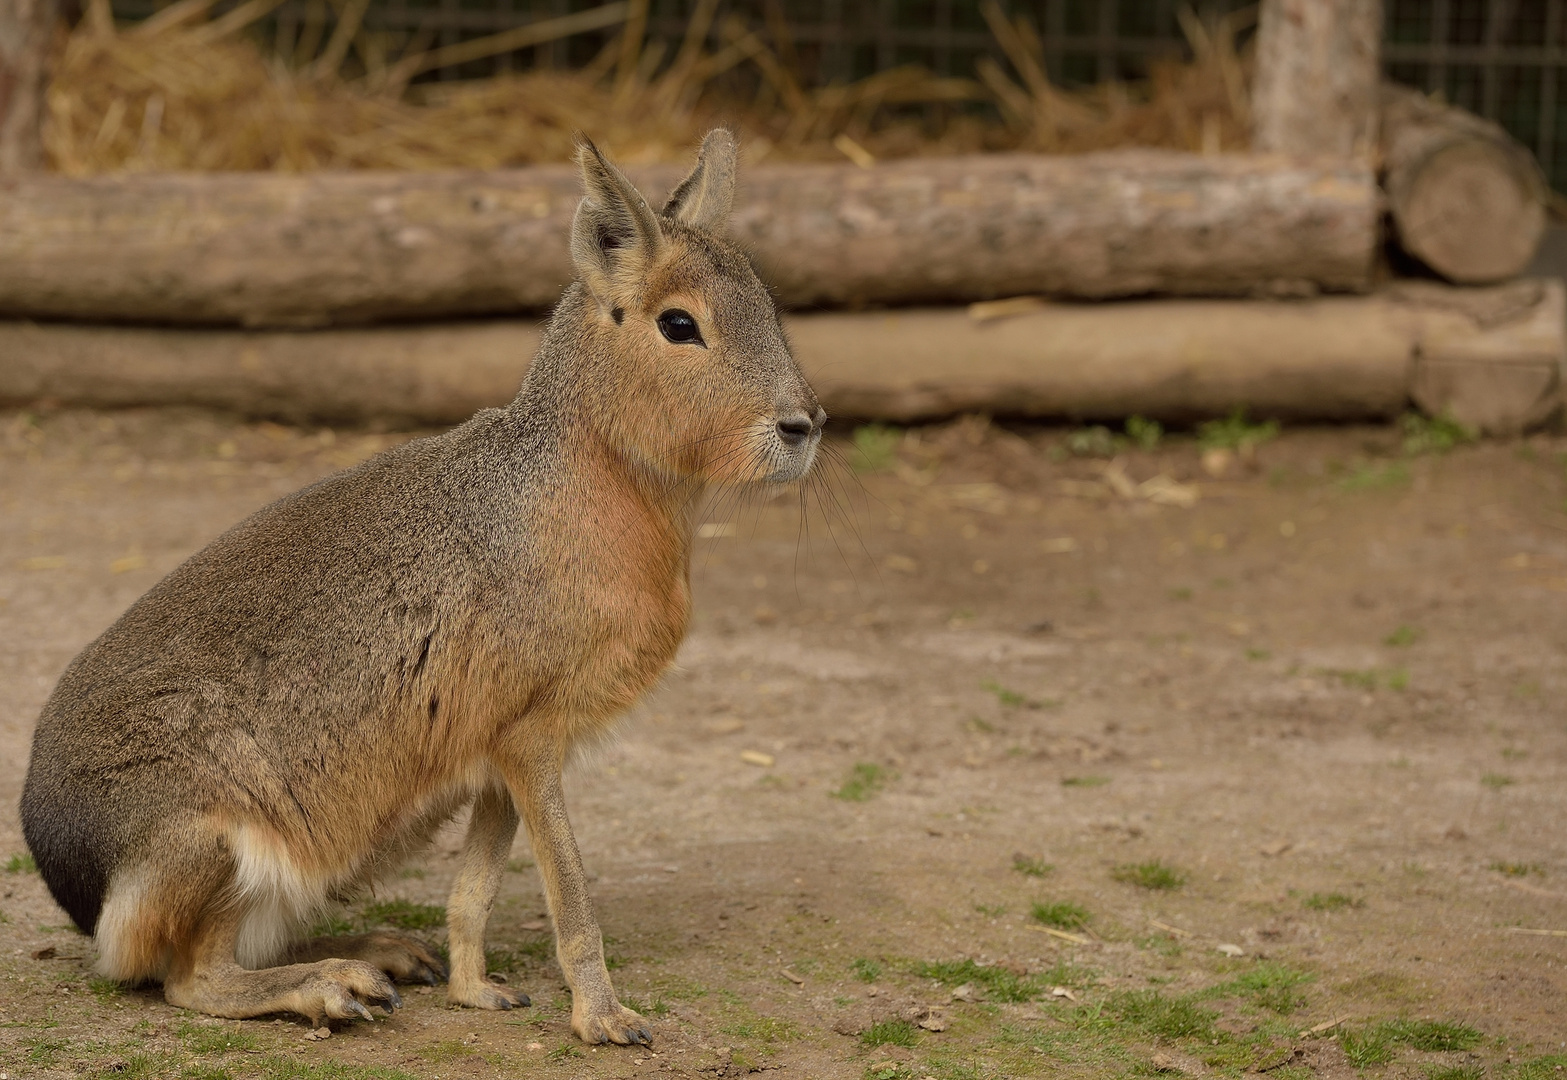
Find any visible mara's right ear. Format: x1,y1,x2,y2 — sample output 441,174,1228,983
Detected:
662,129,737,232
570,136,664,306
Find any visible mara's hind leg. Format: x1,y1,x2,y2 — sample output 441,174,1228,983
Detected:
166,901,403,1025
445,783,529,1010
284,931,446,986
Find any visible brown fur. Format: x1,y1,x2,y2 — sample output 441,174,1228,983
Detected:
19,129,822,1044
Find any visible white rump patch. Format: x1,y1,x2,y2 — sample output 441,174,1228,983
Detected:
230,823,327,969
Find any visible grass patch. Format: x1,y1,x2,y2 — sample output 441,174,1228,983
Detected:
852,424,902,472
722,1016,800,1044
1112,861,1187,891
1198,410,1279,452
1482,773,1517,790
1097,989,1218,1040
1204,961,1313,1014
833,762,890,801
1492,861,1543,877
851,957,883,982
1505,1055,1567,1080
982,679,1046,708
1343,1019,1484,1066
860,1019,920,1048
1384,625,1422,646
360,899,445,931
1012,854,1053,877
307,912,355,937
176,1022,258,1056
1246,648,1272,660
913,958,1039,1003
1321,666,1407,691
1126,415,1163,451
1427,1067,1485,1080
1339,462,1411,491
1301,892,1363,912
5,852,37,874
1031,901,1091,930
1401,412,1474,455
87,975,124,1003
1061,775,1110,787
620,995,671,1018
26,1036,70,1066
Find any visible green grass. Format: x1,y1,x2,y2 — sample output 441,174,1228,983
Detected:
1339,462,1411,491
861,1019,920,1048
1111,861,1187,891
1427,1067,1485,1080
1097,989,1218,1041
1482,773,1517,790
1301,892,1363,912
1126,415,1163,451
833,762,890,801
176,1022,259,1056
1012,854,1054,877
1342,1019,1483,1066
1384,624,1422,646
1198,409,1279,452
1491,861,1543,877
852,424,902,472
1321,667,1408,691
851,957,883,982
5,853,37,874
721,1016,800,1044
1031,901,1091,930
87,975,124,1003
360,899,445,931
307,912,355,937
1401,411,1474,455
914,958,1040,1003
1505,1055,1567,1080
1061,775,1110,787
1203,961,1314,1014
982,679,1044,708
1245,648,1272,660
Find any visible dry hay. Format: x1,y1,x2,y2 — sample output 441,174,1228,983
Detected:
45,0,1256,174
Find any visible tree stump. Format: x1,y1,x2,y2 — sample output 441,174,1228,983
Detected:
1252,0,1382,158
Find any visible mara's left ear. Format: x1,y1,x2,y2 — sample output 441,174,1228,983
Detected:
662,129,737,232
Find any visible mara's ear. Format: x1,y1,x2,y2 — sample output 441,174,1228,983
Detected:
570,136,664,303
662,128,737,232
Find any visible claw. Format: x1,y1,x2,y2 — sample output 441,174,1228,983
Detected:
346,999,374,1022
516,993,532,1008
418,968,440,986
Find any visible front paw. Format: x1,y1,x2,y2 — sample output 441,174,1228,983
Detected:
573,1002,651,1046
447,975,530,1010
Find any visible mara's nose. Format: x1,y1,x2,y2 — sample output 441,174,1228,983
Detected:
776,415,815,447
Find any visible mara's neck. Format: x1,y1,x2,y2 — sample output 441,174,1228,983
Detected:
507,285,700,551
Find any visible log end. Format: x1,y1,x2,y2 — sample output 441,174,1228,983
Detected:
1394,141,1547,284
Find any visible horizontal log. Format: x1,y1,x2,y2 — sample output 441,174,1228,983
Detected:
0,151,1378,327
3,282,1558,432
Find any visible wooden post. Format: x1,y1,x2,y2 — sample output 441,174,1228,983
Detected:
0,0,58,173
1252,0,1382,158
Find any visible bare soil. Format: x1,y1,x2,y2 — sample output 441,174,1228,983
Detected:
1,406,1564,1080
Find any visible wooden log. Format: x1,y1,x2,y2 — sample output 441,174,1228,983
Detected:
1252,0,1382,158
1381,84,1548,285
0,0,57,173
4,282,1558,430
0,152,1378,327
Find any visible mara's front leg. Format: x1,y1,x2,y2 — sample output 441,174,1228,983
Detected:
445,782,530,1010
501,749,650,1046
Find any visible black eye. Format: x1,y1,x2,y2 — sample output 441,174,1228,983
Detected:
657,309,704,346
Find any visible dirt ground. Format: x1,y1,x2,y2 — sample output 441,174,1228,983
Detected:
0,406,1564,1080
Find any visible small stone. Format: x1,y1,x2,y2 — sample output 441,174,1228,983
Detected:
1151,1052,1181,1072
917,1010,948,1032
740,750,775,767
871,1062,899,1074
313,1026,331,1040
526,1041,544,1051
30,946,56,961
951,982,980,1002
1216,943,1245,957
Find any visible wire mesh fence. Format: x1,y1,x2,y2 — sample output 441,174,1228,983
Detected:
103,0,1567,190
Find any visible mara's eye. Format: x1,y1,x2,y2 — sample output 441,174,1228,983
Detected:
657,309,704,346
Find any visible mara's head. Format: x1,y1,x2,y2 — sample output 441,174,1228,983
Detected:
561,129,823,486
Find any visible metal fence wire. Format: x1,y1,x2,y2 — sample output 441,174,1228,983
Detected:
107,0,1567,191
